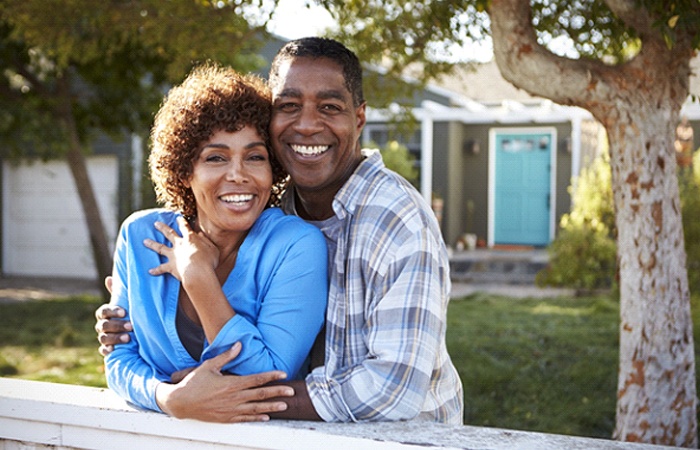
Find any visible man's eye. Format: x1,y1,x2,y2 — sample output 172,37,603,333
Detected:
277,103,299,112
321,104,342,113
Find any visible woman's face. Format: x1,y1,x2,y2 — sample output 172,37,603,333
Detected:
187,127,272,238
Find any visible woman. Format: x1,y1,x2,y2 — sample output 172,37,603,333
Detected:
104,64,328,415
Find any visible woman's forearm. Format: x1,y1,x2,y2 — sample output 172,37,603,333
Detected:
182,268,235,344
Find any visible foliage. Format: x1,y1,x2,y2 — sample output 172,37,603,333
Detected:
326,1,700,79
562,151,616,235
319,0,489,110
540,149,700,294
537,152,617,291
530,0,638,61
537,226,617,292
0,1,273,283
679,155,700,294
368,140,419,185
0,1,269,157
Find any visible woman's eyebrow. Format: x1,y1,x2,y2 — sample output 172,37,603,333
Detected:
245,141,267,149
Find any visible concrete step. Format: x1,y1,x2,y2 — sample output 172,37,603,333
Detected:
449,249,548,285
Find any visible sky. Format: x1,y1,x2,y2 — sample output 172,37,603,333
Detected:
265,0,335,40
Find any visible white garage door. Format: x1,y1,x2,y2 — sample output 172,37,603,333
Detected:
2,156,119,279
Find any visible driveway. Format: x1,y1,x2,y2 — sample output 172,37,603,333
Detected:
0,276,102,303
0,275,572,304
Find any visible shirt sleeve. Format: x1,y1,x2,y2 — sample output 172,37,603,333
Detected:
104,221,168,413
306,226,447,422
202,225,328,379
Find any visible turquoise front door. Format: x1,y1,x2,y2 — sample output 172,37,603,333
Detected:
493,131,553,246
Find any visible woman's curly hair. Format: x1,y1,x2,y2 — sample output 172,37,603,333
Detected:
149,63,287,219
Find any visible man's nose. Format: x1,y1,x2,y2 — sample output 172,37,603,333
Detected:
293,105,324,135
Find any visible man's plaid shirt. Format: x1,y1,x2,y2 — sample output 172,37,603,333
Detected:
282,150,463,424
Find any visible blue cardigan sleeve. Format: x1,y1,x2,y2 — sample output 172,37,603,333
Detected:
104,215,169,412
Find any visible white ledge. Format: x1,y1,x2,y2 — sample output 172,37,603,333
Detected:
0,378,676,450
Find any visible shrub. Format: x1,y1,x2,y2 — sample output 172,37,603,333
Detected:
680,162,700,294
539,148,700,294
370,140,419,185
536,226,617,291
537,152,617,292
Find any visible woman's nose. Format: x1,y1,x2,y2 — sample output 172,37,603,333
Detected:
226,159,249,182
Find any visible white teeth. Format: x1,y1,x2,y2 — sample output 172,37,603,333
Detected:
291,144,329,156
221,194,253,203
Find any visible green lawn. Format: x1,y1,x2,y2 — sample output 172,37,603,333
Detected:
1,292,698,440
0,296,106,387
447,293,620,438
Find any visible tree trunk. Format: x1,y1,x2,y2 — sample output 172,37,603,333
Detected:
488,0,697,446
608,106,697,447
64,140,113,295
57,80,112,299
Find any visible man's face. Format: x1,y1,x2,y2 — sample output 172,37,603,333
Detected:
269,56,366,198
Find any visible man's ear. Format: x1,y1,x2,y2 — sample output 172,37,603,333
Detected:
355,101,367,132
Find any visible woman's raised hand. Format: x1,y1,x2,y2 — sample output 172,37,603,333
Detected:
143,216,219,283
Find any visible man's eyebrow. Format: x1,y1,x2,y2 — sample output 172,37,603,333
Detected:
317,90,348,101
274,88,349,102
276,88,302,99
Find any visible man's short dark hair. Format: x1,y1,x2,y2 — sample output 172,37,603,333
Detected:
269,37,365,107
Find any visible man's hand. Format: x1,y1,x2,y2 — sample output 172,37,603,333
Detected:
95,276,132,356
156,342,295,423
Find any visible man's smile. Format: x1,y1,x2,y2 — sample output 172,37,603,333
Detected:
291,144,331,156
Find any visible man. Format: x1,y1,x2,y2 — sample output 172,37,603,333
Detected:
96,37,463,424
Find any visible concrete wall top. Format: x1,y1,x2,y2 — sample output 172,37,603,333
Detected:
0,378,678,450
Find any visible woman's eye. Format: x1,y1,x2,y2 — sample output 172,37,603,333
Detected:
204,154,225,163
249,153,267,162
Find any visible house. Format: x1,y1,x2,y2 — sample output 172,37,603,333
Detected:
0,133,138,279
364,61,602,249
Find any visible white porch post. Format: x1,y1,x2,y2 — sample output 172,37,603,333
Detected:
420,112,433,204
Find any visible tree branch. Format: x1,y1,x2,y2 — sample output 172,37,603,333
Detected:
604,0,655,37
488,0,612,109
